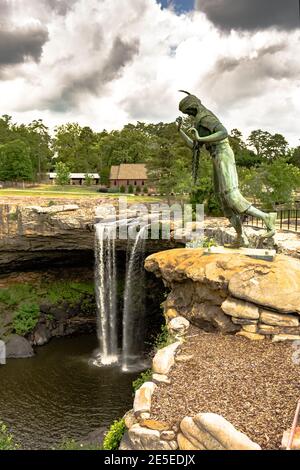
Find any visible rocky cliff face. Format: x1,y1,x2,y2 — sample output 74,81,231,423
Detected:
0,201,181,271
0,202,96,270
145,248,300,341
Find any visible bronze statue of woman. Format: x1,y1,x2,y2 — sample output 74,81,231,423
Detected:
176,91,277,248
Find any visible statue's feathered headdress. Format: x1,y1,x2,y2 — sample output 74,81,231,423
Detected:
178,90,201,113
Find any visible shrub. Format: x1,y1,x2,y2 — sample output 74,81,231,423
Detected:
135,185,141,194
143,186,148,194
108,187,120,194
0,284,36,307
132,369,152,393
0,421,19,450
84,174,93,186
45,281,93,306
12,303,40,336
97,187,108,193
102,419,126,450
127,184,134,194
120,185,126,193
55,162,70,186
57,439,102,451
154,324,173,351
201,237,217,248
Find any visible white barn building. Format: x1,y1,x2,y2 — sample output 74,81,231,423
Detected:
48,173,100,185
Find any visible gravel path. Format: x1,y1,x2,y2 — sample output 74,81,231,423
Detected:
150,327,300,450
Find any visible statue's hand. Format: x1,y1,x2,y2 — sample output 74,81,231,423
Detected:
175,116,183,131
188,127,201,141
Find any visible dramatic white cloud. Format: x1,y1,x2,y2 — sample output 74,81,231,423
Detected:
0,0,299,145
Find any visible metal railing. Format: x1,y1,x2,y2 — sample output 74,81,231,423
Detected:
245,208,300,233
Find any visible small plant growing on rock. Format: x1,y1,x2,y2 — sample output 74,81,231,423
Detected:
102,418,126,450
8,212,18,222
0,421,19,450
132,369,152,393
154,324,173,351
201,237,217,248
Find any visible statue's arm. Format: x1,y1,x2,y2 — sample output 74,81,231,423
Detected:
189,124,228,143
176,117,193,149
179,128,194,149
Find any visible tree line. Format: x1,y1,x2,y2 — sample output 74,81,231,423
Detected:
0,114,300,209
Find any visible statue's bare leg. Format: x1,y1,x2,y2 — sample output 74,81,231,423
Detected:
222,201,249,247
246,206,277,238
229,213,249,247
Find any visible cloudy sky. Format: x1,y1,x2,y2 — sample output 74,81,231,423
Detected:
0,0,299,145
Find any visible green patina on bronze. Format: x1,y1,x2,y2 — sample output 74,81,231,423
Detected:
176,91,277,247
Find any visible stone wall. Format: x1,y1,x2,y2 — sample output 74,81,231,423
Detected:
145,248,300,343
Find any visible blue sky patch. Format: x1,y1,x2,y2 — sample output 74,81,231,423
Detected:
158,0,195,13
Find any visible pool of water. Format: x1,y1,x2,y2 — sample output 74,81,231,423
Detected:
0,335,138,450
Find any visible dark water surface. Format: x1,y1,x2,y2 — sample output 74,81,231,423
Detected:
0,335,137,450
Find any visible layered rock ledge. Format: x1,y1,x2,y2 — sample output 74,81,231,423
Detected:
145,248,300,341
0,201,181,270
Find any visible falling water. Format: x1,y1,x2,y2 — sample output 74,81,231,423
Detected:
122,225,149,372
94,223,118,365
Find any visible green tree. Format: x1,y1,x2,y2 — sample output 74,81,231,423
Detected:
289,146,300,168
240,159,300,210
96,124,154,169
13,119,53,178
229,129,261,168
146,122,191,197
0,116,53,181
55,161,70,186
53,124,101,173
248,130,288,161
0,139,33,181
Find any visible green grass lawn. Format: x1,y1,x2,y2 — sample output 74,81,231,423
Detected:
0,185,162,202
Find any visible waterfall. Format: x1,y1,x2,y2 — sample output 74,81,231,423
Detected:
94,223,118,365
122,225,149,372
94,220,149,371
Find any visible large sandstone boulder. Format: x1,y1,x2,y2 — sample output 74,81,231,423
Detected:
179,413,261,450
133,382,157,417
222,297,259,320
145,249,300,338
152,342,181,375
228,256,300,314
120,424,178,451
187,302,239,333
145,249,270,289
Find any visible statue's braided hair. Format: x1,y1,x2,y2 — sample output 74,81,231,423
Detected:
179,91,201,184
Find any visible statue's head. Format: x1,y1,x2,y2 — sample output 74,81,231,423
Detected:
178,91,201,116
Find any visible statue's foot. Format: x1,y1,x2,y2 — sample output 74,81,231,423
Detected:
225,233,249,249
261,212,277,239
